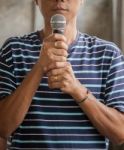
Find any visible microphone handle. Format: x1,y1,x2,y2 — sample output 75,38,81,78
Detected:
53,29,64,34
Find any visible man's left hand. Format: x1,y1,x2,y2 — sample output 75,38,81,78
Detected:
46,62,87,101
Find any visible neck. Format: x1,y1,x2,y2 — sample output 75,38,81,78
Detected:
41,19,77,45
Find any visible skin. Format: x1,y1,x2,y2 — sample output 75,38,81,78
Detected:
0,137,7,150
36,0,87,99
0,0,124,147
35,0,81,42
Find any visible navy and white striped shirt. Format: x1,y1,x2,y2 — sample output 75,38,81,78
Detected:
0,31,124,150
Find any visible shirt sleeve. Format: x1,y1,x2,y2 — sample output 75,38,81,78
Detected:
0,38,17,100
105,45,124,113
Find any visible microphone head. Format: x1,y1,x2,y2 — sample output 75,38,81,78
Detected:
50,14,66,34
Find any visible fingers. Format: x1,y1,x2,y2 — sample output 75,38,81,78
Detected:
46,62,69,73
48,73,70,83
54,41,68,50
39,33,69,73
52,49,68,57
48,81,61,89
47,62,73,74
43,37,68,57
41,33,73,91
43,33,68,56
42,44,68,62
43,40,68,51
44,33,67,43
47,62,75,90
48,73,70,89
48,52,67,62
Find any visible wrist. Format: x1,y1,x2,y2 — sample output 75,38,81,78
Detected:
36,60,45,74
71,82,90,104
76,89,90,104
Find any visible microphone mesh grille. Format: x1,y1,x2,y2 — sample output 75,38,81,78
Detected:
50,14,66,33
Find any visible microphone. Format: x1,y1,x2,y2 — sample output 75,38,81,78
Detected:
50,14,66,34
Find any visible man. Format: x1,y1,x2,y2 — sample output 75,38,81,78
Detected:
0,137,6,150
0,0,124,149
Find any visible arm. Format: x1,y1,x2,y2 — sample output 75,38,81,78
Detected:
47,62,124,145
0,137,7,150
0,34,68,138
0,60,44,138
77,90,124,145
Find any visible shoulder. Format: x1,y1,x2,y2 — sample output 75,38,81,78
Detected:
0,31,40,54
78,32,121,56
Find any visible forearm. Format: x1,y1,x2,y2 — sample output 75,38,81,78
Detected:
0,61,44,138
77,91,124,144
46,62,124,144
0,137,7,150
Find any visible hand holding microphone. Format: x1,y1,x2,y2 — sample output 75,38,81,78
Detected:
39,14,68,73
39,14,85,100
46,14,87,100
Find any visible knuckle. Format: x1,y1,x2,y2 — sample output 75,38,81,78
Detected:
54,41,58,47
63,73,68,78
63,42,68,49
67,62,71,66
66,65,70,70
60,41,64,47
60,50,65,55
51,55,55,61
61,35,67,42
61,56,67,62
67,63,72,69
52,70,56,75
53,34,67,42
55,62,59,67
65,44,68,50
63,81,67,87
53,34,58,39
63,51,68,57
61,42,68,50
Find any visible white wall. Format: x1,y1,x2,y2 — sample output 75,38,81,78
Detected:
0,0,33,46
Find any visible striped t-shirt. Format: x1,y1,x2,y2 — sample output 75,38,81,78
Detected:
0,31,124,150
